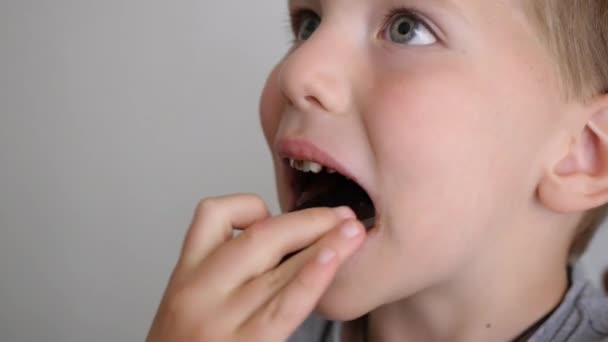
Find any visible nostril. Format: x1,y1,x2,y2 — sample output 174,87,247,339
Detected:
305,95,324,109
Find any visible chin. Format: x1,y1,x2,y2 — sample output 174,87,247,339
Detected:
315,300,368,321
314,284,374,321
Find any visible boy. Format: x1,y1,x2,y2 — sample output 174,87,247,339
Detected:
147,1,608,341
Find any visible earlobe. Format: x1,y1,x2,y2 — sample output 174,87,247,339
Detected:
538,105,608,213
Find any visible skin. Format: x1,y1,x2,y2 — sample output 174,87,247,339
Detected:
148,0,608,341
147,197,367,341
260,0,608,341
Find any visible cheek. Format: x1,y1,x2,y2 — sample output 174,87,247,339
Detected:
365,77,488,250
367,63,546,205
259,64,284,146
367,71,495,188
260,63,293,212
363,71,532,265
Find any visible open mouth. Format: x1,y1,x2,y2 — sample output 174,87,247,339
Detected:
285,158,376,230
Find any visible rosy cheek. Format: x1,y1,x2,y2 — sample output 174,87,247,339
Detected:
259,64,284,145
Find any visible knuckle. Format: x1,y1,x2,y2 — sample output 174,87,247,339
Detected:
240,193,269,214
239,192,263,203
167,286,195,314
165,286,218,330
302,207,335,225
255,298,283,329
239,226,267,248
193,325,223,342
238,323,274,342
260,268,286,294
293,268,317,293
196,197,221,216
257,270,316,327
266,295,298,328
161,297,191,328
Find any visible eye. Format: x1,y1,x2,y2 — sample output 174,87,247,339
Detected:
385,11,437,46
291,10,321,41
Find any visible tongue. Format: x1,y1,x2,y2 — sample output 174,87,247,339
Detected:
292,173,376,229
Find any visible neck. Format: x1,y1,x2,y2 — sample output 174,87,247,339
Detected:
343,219,573,342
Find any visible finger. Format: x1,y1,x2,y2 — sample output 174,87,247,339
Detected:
231,219,365,329
240,252,340,341
179,193,270,270
196,206,355,289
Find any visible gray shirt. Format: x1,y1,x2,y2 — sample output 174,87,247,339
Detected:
289,267,608,342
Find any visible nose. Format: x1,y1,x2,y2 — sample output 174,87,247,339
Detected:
279,29,354,115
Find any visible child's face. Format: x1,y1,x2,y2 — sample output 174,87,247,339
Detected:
260,0,566,319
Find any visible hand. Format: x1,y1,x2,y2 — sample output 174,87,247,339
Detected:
146,194,366,342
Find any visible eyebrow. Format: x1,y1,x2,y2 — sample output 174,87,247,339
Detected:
387,0,470,24
288,0,463,7
288,0,315,9
288,0,469,24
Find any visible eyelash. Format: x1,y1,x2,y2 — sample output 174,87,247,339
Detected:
288,7,437,43
288,7,315,38
381,7,436,41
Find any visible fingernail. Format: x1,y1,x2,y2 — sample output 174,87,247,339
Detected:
334,206,355,220
340,222,361,239
317,248,336,265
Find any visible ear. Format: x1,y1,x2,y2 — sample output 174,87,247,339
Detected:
538,96,608,213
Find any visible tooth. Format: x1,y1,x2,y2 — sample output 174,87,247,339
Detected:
308,162,323,173
301,162,309,172
291,159,324,173
302,161,313,172
327,168,336,174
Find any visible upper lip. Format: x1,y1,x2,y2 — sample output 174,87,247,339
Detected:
275,137,376,211
276,138,360,184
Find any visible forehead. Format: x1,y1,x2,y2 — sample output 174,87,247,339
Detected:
287,0,523,12
287,0,537,26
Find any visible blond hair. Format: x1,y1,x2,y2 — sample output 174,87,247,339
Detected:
527,0,608,256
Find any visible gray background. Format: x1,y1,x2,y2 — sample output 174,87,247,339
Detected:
0,1,606,342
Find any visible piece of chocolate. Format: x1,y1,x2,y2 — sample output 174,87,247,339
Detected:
279,175,375,264
295,173,375,222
